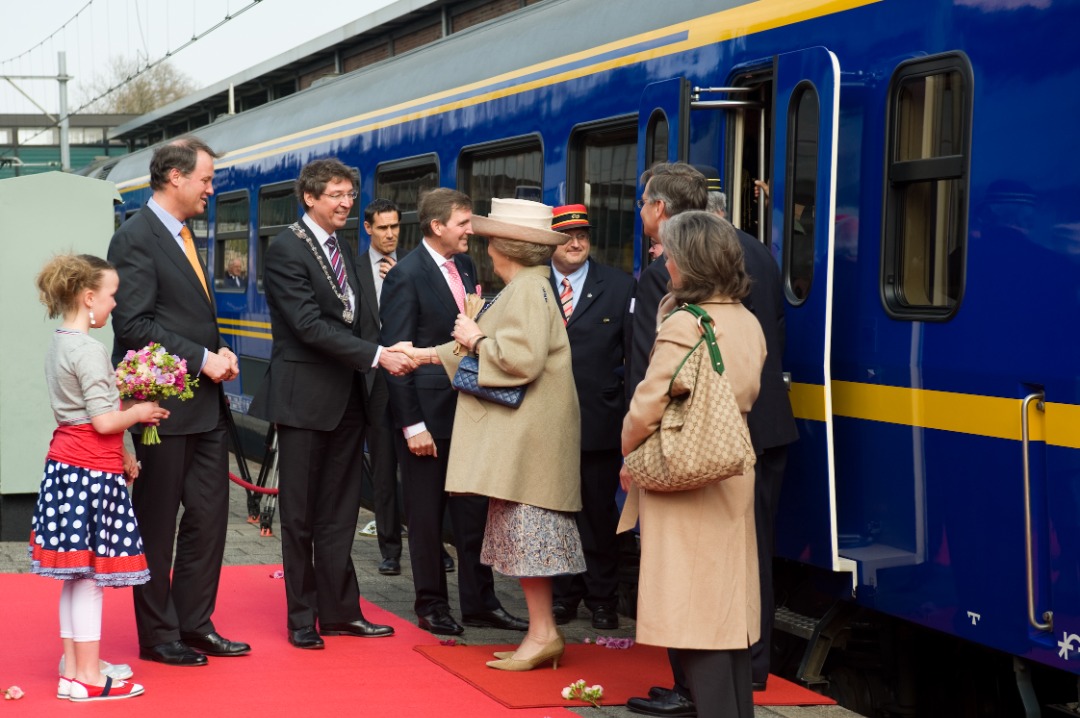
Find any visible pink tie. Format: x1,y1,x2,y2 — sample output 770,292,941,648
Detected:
444,260,466,313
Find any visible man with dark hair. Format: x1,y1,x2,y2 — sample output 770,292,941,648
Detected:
381,188,527,636
109,135,248,667
249,158,416,650
359,198,404,575
548,204,635,631
626,162,708,402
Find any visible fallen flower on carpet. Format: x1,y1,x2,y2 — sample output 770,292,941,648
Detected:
269,569,284,579
596,636,634,649
4,686,24,700
439,638,459,646
561,679,603,707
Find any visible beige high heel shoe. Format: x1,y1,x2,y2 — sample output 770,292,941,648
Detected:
486,635,565,671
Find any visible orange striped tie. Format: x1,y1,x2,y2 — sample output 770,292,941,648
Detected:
559,277,574,324
180,225,209,298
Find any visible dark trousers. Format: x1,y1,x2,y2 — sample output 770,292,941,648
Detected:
395,434,497,617
750,445,788,683
553,448,621,610
131,417,229,646
366,420,402,560
677,647,754,717
276,382,368,630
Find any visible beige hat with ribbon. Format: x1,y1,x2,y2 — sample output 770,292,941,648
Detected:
471,198,569,246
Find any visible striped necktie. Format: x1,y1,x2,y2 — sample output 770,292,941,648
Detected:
560,277,574,324
326,235,352,311
180,225,209,298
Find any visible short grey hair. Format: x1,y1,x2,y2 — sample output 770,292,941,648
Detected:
707,190,727,216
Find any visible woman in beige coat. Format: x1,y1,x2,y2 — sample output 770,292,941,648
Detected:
618,211,766,717
409,198,586,671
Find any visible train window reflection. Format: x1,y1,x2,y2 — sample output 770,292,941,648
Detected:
882,53,972,319
376,156,439,257
459,136,543,293
215,193,249,292
258,184,299,293
785,84,818,304
568,118,637,274
646,110,668,168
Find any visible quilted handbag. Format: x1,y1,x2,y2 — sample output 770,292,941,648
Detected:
624,303,756,491
451,355,526,408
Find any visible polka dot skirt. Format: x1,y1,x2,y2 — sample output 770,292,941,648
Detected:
28,460,149,587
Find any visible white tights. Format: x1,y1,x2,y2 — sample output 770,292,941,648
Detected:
59,579,103,642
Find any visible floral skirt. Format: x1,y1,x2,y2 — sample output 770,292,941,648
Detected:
28,460,149,587
480,498,586,578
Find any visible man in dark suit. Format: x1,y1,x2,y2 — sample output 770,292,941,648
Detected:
381,188,527,636
109,135,249,667
548,204,635,631
224,258,246,289
249,159,415,650
625,162,708,402
357,198,404,576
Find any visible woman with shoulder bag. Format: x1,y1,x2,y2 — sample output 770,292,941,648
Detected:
618,211,766,716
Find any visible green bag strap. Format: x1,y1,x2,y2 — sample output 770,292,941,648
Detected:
672,303,724,374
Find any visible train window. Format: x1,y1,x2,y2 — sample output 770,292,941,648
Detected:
882,53,973,319
214,192,249,292
375,155,439,256
568,117,638,274
458,136,543,292
785,83,819,304
646,110,669,168
257,183,299,293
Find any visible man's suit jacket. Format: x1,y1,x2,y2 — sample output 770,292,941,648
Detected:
625,230,796,452
109,204,226,435
550,260,635,452
248,217,379,432
355,251,390,423
380,246,477,439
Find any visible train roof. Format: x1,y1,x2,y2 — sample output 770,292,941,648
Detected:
103,0,722,188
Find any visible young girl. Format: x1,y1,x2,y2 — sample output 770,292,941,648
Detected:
30,254,169,702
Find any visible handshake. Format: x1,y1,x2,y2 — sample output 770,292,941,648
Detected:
378,341,438,376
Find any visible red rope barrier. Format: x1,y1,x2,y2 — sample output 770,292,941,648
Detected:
228,472,278,495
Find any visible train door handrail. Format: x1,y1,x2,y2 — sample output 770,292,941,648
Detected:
1021,391,1051,632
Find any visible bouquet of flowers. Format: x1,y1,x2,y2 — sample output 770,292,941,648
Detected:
453,293,488,356
561,679,603,707
116,343,198,445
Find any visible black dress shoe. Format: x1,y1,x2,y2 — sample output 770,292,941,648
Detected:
417,610,464,636
591,605,619,630
443,555,455,573
461,607,528,631
138,640,208,667
752,680,767,692
626,691,697,717
648,686,675,700
181,631,251,657
320,619,394,638
552,602,576,625
378,557,401,576
288,626,325,650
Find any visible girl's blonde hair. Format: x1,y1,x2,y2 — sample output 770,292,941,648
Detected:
36,254,114,319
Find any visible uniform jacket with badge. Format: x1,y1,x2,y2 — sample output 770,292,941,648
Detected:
618,296,765,651
436,265,582,513
549,259,635,452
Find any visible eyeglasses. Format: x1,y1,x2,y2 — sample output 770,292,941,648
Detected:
636,197,653,209
325,191,359,202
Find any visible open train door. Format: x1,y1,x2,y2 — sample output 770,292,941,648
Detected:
769,47,852,575
635,78,689,274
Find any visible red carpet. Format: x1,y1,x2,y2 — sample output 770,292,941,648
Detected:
416,642,836,709
0,566,573,717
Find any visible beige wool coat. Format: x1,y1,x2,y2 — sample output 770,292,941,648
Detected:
437,265,582,512
618,295,766,651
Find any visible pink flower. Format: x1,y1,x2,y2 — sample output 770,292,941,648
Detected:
438,638,458,646
595,636,634,649
3,686,24,700
269,569,284,579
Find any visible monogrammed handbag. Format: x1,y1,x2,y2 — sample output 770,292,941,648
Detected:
451,355,527,408
624,304,756,491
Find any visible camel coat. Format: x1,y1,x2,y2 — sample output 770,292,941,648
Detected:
618,295,765,650
438,265,582,512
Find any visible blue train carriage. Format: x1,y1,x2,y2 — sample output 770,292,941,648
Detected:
100,0,1080,709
